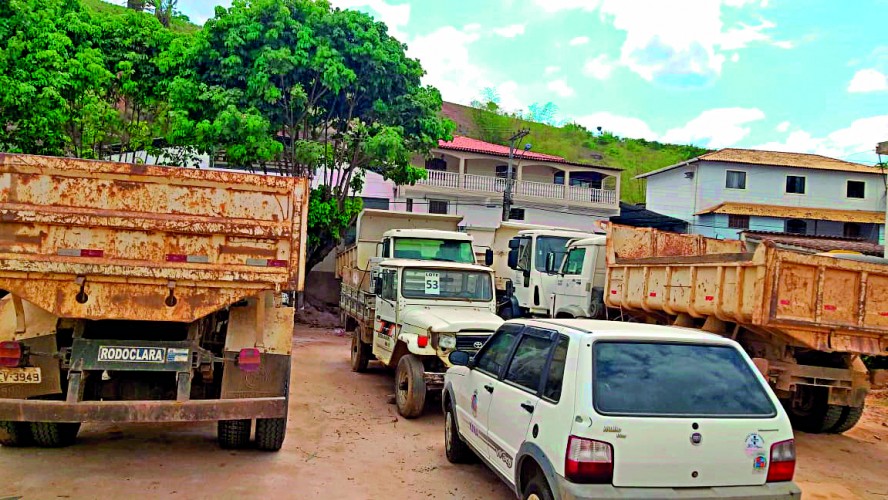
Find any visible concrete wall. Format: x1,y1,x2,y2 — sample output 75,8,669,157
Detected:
644,164,699,221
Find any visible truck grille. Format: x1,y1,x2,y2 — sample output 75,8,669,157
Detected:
455,334,491,352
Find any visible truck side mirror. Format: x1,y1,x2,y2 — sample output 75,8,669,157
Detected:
507,249,519,270
545,252,557,274
508,238,520,250
373,277,382,295
484,249,494,266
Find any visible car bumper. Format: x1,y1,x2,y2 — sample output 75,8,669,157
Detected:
556,478,802,500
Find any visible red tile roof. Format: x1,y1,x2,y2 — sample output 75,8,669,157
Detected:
437,136,620,170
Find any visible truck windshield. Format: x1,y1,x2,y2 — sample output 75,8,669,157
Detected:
593,341,776,418
561,248,586,275
401,269,493,301
393,238,474,263
535,237,572,272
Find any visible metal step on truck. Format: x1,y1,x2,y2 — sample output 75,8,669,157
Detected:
336,210,501,418
544,223,888,434
0,153,308,450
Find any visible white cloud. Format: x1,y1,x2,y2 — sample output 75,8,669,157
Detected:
463,23,482,32
544,66,561,76
755,115,888,160
569,36,590,46
661,107,766,148
583,55,615,80
406,26,485,105
533,0,599,13
730,53,740,62
547,79,576,98
495,81,525,113
574,112,658,141
493,24,526,38
776,121,790,132
330,0,411,40
848,69,888,93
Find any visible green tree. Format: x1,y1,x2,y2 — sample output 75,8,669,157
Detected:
165,0,453,271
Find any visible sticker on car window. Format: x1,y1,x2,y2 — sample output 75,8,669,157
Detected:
424,272,440,295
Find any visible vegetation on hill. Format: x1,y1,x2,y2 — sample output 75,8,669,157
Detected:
445,101,709,204
82,0,199,33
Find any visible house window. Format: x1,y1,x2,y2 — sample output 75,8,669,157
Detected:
496,165,516,179
425,158,447,171
847,181,865,199
785,175,806,194
728,215,750,230
428,199,449,214
725,170,746,189
405,198,413,212
785,219,807,234
844,222,862,238
509,208,525,221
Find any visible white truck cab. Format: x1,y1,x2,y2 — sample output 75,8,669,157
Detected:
443,319,801,500
381,228,478,264
548,236,608,319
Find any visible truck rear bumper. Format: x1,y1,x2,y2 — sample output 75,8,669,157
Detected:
0,397,287,423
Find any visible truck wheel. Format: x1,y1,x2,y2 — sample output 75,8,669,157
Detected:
788,387,843,433
0,421,32,447
255,417,287,451
395,354,426,419
444,406,473,463
218,419,252,449
829,404,865,434
351,333,370,372
30,422,80,448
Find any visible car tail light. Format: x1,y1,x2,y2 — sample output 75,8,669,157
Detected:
0,341,23,368
766,439,796,482
417,335,429,348
565,435,613,484
236,348,261,372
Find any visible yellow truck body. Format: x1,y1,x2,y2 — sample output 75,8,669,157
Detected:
0,154,308,449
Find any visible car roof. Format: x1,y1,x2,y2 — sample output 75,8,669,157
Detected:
511,318,733,345
378,259,492,272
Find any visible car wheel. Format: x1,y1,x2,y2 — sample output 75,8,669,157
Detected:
395,354,426,418
523,473,554,500
350,332,370,372
444,405,473,463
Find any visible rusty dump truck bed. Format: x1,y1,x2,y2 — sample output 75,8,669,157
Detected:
604,225,888,356
0,153,309,323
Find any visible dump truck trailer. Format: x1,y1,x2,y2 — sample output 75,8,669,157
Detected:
0,153,308,450
597,225,886,433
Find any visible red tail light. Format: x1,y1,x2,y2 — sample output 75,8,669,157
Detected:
236,348,262,372
766,439,796,482
0,341,23,367
417,335,429,348
565,435,613,484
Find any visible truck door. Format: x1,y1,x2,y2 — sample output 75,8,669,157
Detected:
373,269,399,364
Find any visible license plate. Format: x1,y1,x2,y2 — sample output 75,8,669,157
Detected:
0,367,42,384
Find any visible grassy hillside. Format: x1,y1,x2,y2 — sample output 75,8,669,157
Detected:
82,0,200,34
442,102,709,204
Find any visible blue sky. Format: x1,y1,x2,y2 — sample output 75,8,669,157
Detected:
166,1,887,163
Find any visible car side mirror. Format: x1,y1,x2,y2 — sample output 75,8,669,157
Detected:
484,249,494,266
449,350,471,367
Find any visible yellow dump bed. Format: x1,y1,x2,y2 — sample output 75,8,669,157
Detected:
0,154,308,323
604,225,888,356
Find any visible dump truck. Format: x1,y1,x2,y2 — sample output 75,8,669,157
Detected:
0,153,308,450
546,224,888,433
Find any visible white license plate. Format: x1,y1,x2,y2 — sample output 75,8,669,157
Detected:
0,367,42,384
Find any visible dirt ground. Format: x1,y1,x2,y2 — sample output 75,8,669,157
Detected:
1,326,888,499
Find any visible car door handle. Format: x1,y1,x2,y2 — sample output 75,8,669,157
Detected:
484,384,494,394
520,402,534,413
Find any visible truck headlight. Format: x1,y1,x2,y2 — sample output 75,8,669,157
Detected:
439,335,457,350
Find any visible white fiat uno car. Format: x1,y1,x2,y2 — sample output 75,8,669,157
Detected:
443,319,801,500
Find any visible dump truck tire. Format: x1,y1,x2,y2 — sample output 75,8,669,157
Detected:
0,421,32,447
788,387,843,433
218,419,252,449
351,333,370,373
395,354,426,419
255,418,287,451
30,422,80,448
829,405,865,434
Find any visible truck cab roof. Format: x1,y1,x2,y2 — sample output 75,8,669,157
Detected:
382,229,473,241
567,235,607,247
516,229,598,239
377,259,492,272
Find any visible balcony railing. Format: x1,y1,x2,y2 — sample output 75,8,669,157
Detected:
417,170,617,207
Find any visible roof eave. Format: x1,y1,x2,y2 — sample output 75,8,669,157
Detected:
635,156,702,179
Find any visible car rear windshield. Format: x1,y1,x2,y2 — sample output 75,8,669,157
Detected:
593,341,776,418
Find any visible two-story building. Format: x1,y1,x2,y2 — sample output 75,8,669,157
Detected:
639,148,886,242
362,135,622,231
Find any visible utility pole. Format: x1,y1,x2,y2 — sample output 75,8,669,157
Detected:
877,141,888,258
502,128,531,221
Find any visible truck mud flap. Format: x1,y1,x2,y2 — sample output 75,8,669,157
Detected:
0,397,287,423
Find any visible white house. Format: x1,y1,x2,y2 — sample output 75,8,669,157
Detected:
638,148,886,242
